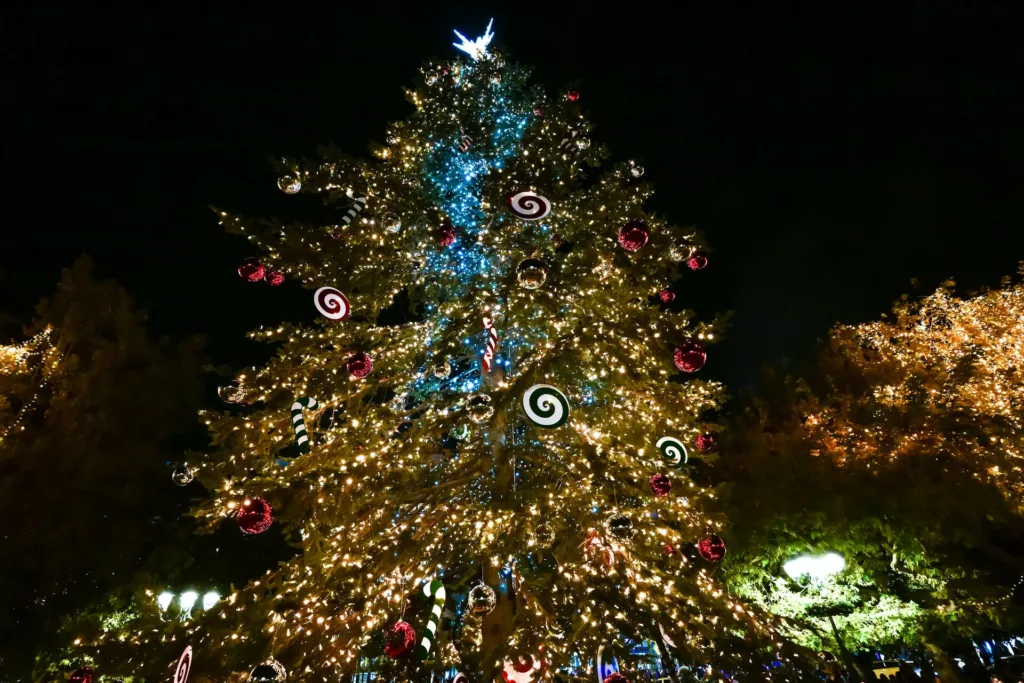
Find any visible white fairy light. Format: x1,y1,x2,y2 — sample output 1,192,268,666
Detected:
157,591,174,612
783,552,845,582
178,590,199,618
202,591,220,610
453,19,494,60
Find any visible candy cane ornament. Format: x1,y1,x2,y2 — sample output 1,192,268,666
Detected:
482,317,498,372
416,578,446,660
341,188,367,226
291,397,318,455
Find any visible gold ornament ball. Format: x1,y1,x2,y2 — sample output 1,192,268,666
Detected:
381,212,402,233
533,523,556,548
277,174,301,195
516,258,548,289
468,583,497,614
606,512,635,539
467,394,495,423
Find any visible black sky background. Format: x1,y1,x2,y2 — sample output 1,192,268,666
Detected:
4,3,1023,390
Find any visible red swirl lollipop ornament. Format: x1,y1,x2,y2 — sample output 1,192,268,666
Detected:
314,287,350,320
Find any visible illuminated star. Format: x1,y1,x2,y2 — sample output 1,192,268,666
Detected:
453,18,494,60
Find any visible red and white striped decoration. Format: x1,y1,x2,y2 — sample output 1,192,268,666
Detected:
482,317,498,372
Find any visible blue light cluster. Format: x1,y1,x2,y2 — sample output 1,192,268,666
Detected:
420,68,533,289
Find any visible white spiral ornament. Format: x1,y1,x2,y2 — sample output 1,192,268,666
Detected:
656,436,688,468
507,191,552,221
523,384,570,428
173,645,192,683
314,286,350,320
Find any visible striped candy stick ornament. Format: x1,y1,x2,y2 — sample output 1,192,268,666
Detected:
291,397,319,455
482,317,498,372
416,578,446,660
458,128,473,152
341,188,367,226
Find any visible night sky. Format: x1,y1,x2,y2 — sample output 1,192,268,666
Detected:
6,4,1023,389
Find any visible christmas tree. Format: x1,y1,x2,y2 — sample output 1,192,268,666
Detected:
57,24,809,683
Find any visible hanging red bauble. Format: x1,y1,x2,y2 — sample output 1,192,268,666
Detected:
566,90,580,102
686,252,709,271
384,620,416,658
658,289,675,303
617,220,649,252
438,223,456,246
346,352,374,378
236,497,273,535
649,474,672,496
265,271,285,286
662,543,676,555
238,258,265,282
697,534,727,562
534,107,544,116
603,674,629,683
69,667,95,683
695,432,716,451
673,341,706,373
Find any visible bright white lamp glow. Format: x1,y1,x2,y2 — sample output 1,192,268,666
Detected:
178,590,199,616
783,552,845,582
157,591,174,611
453,19,495,61
202,591,220,610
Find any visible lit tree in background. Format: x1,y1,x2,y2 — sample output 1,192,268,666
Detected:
806,268,1024,507
719,270,1024,683
52,24,813,683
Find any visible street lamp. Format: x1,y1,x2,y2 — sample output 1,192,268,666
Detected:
783,552,845,583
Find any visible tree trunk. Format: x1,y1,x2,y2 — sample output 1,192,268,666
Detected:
921,637,964,683
827,615,867,683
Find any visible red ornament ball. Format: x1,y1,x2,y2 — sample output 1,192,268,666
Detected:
658,289,675,303
236,497,273,535
438,223,456,246
695,432,716,451
673,341,707,373
534,107,544,116
265,271,285,286
69,667,95,683
662,543,676,555
697,534,727,562
238,258,265,282
512,658,535,674
346,352,374,379
617,220,649,251
649,473,672,496
384,620,416,658
603,674,629,683
686,252,709,271
566,90,580,102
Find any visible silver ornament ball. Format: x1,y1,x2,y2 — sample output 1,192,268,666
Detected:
606,512,635,539
277,174,301,195
248,658,287,683
516,258,548,290
218,380,244,403
533,523,556,548
466,394,495,423
380,212,402,233
630,164,645,178
468,583,497,614
171,464,195,486
575,137,591,150
432,359,452,379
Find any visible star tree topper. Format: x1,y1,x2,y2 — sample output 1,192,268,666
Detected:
453,18,495,61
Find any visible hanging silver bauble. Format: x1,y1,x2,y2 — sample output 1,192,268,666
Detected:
171,464,195,486
630,164,645,178
533,523,556,549
466,394,495,423
277,174,301,195
248,658,287,683
516,258,548,290
605,513,635,539
432,358,452,379
668,241,695,262
380,212,402,233
468,584,497,614
575,137,591,150
218,380,244,403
